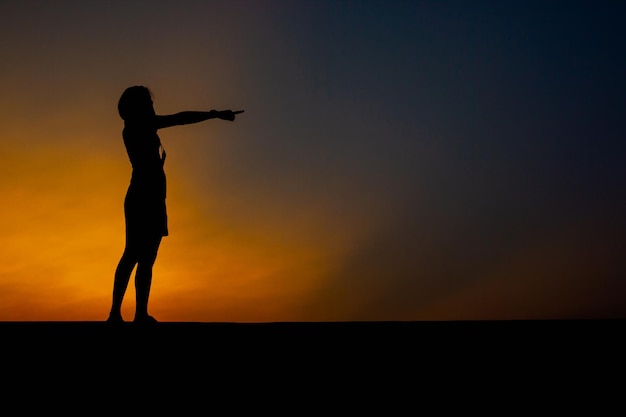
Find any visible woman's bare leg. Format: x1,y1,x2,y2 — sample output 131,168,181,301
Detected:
108,249,137,322
134,235,162,323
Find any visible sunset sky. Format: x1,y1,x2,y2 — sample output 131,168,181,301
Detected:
1,0,624,322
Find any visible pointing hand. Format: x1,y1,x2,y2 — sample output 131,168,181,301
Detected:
219,110,244,121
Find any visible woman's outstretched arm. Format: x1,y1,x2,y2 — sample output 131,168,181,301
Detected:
155,110,244,129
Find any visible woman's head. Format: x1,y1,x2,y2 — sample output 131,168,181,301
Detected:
118,85,155,121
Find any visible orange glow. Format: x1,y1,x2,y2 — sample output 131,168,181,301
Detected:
0,136,341,321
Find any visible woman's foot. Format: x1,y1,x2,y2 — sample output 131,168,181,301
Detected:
106,312,124,325
133,314,158,325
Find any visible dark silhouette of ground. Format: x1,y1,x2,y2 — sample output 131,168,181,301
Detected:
2,319,622,356
1,320,622,400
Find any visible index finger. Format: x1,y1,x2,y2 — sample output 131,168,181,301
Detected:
233,110,245,114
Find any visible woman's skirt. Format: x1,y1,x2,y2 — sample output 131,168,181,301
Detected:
124,189,169,243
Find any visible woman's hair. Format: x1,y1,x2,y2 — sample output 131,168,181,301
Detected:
118,85,153,121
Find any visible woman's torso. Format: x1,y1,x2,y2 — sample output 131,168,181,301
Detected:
123,121,166,200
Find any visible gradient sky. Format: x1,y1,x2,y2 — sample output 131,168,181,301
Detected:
1,0,625,321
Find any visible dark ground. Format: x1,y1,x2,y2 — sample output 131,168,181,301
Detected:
1,320,623,408
2,319,623,364
3,319,623,350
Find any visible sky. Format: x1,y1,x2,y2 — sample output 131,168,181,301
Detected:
0,0,624,322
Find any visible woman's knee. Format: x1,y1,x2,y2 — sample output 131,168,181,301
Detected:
139,240,162,265
126,235,161,263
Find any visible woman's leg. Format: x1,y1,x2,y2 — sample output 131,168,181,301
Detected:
108,248,137,322
134,234,162,322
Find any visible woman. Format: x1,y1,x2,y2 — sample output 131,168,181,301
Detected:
107,85,243,324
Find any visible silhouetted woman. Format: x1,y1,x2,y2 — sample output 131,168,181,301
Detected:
107,85,243,324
